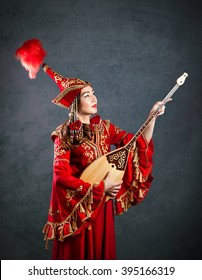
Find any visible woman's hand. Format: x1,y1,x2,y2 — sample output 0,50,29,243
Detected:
143,99,172,143
150,101,165,117
149,99,172,118
103,171,122,198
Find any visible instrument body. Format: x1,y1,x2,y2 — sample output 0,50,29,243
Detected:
80,73,188,195
80,146,129,186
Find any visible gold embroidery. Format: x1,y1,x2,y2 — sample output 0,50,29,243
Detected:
114,125,123,135
43,185,105,242
54,143,66,159
49,206,60,216
79,121,110,163
81,142,95,163
54,85,87,109
54,74,70,89
114,146,149,214
66,185,83,206
104,120,110,132
54,159,69,163
99,134,109,155
51,129,61,138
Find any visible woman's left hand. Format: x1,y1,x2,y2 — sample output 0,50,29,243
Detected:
143,99,172,143
149,99,172,118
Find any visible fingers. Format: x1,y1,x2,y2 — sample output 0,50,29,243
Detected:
103,171,123,198
151,98,172,113
151,98,172,117
149,101,162,116
107,184,122,198
158,105,165,116
112,181,123,187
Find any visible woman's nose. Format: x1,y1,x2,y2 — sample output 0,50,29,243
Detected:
92,95,97,102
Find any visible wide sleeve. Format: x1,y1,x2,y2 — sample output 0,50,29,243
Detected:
43,136,105,243
114,132,154,215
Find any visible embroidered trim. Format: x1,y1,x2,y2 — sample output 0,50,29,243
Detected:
102,120,110,135
114,125,123,135
114,146,150,215
54,159,69,163
49,207,60,216
66,185,83,206
43,184,105,243
81,141,97,163
51,130,61,138
53,85,88,109
54,143,66,159
99,134,109,155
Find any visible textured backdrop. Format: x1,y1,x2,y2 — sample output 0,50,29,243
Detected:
0,0,202,260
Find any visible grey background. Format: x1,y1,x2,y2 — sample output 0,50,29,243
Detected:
0,0,202,260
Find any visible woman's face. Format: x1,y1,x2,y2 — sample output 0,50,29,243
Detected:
78,86,97,116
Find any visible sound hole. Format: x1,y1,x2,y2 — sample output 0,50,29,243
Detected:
111,165,115,168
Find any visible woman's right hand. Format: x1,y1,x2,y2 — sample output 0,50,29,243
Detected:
103,171,122,198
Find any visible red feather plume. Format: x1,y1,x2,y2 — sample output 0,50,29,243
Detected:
15,39,47,79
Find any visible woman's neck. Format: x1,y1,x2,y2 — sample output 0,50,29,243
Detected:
78,113,91,124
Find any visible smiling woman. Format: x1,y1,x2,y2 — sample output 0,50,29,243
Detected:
15,39,165,260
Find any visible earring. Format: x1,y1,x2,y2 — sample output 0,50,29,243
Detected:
75,97,79,122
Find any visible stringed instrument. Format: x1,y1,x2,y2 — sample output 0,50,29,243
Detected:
80,73,188,199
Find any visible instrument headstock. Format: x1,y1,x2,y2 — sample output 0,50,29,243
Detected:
177,73,188,86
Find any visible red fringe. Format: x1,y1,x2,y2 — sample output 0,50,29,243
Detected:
15,39,47,79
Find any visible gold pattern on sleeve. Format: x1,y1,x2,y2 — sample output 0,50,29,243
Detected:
54,142,66,159
82,142,96,163
114,125,123,135
54,159,69,163
49,206,60,216
66,185,83,206
99,134,109,155
102,120,110,133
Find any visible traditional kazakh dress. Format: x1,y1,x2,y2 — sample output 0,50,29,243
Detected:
43,115,154,259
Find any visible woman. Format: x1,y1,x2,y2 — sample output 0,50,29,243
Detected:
42,63,166,260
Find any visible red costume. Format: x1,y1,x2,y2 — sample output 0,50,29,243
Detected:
43,115,154,259
14,42,154,259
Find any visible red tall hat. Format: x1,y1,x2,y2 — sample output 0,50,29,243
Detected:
43,64,90,109
15,39,90,108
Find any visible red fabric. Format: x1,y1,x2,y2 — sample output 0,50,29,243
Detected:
52,199,116,260
43,115,154,259
15,39,46,79
115,134,154,214
43,64,91,108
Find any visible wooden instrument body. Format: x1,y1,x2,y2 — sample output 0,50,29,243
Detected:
80,146,129,185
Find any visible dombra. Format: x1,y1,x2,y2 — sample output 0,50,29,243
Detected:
80,73,188,201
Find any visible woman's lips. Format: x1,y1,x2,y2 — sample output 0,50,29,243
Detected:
92,104,97,108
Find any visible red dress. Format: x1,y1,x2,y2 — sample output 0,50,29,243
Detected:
43,115,154,259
